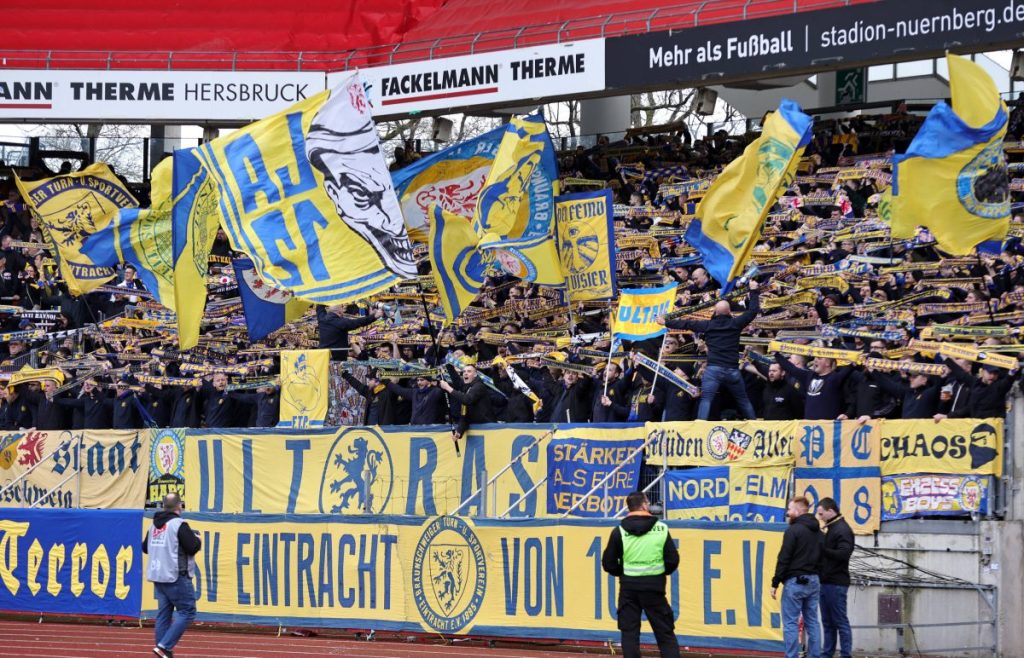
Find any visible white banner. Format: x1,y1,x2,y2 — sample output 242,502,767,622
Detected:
0,70,327,121
345,39,606,118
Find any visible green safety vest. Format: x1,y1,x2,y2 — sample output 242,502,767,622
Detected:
619,521,668,577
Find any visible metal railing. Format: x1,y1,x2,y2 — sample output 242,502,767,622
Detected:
0,1,864,72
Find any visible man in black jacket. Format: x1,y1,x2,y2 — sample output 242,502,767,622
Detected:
386,375,447,424
867,367,943,419
817,497,854,658
943,359,1015,419
56,377,111,429
772,496,822,658
317,305,382,359
761,361,804,420
342,370,399,425
548,370,593,423
601,491,680,658
594,362,629,422
658,280,760,419
439,364,494,440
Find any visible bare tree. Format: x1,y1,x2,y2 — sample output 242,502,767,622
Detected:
18,123,149,181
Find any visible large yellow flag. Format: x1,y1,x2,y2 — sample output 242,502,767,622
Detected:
278,349,330,428
193,72,415,307
15,163,138,295
685,99,812,291
892,54,1010,254
172,147,221,349
428,205,492,323
79,158,177,310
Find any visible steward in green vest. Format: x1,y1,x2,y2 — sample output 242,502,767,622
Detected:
601,491,680,658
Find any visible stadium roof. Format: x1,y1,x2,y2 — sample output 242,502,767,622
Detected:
2,0,880,70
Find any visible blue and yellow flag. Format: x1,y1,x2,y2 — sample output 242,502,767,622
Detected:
80,158,176,309
194,72,416,307
556,189,616,301
234,257,312,340
612,283,677,341
171,147,221,350
472,112,558,245
685,99,812,291
278,349,330,428
15,163,138,295
892,54,1010,254
392,126,504,242
428,205,492,323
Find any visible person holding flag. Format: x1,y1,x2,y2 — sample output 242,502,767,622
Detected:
656,279,760,420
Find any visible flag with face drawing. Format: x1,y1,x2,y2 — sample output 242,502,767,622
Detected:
192,71,416,306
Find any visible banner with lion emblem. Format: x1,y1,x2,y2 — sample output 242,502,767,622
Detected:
15,163,138,295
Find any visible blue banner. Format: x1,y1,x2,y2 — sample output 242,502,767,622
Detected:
0,508,144,617
546,434,643,517
665,465,790,523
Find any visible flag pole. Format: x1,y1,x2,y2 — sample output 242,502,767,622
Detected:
418,284,460,457
649,332,669,396
603,311,615,398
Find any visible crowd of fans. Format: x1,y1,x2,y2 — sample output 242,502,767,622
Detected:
1,108,1023,432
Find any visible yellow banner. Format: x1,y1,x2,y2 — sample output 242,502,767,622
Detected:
279,349,330,428
769,340,864,364
793,420,881,534
184,424,647,518
908,339,1018,370
15,163,138,295
142,515,784,650
644,421,797,468
556,190,616,301
612,284,676,341
879,418,1003,476
0,430,151,509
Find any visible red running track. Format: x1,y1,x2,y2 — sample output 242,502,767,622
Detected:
0,620,599,658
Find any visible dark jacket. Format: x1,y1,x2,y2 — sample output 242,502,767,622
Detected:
0,395,34,430
105,391,147,430
613,368,664,422
601,514,680,593
776,354,853,420
944,358,1015,419
317,307,376,355
845,369,897,419
592,375,629,422
386,381,447,425
56,389,111,429
343,373,399,425
819,515,854,586
23,390,68,430
201,384,238,428
447,378,495,434
549,376,594,424
870,371,941,419
230,390,281,427
665,290,759,368
169,388,201,429
762,378,804,421
142,510,202,575
772,513,822,588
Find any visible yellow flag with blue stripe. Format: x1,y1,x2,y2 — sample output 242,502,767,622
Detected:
15,163,138,296
472,112,558,244
612,283,677,341
891,54,1010,254
171,146,221,349
278,349,330,428
79,158,177,309
685,99,812,290
428,205,492,323
194,72,416,307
